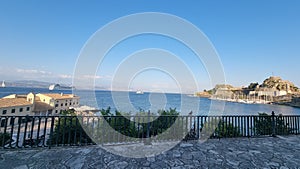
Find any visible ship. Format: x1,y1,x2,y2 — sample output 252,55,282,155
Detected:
136,90,144,94
1,80,5,88
49,84,74,90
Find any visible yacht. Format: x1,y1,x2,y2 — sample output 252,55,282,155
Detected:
48,84,57,90
49,84,73,90
136,90,144,94
1,80,5,88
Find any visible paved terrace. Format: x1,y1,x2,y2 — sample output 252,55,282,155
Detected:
1,136,300,169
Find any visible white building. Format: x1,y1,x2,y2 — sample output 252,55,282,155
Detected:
249,88,287,97
0,92,80,126
36,93,80,114
0,97,33,126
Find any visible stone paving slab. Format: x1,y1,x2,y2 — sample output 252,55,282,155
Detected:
1,136,300,168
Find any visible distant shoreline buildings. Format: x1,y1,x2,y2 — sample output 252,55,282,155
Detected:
196,76,300,106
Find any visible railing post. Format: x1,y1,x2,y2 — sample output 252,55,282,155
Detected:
197,116,200,139
48,116,55,149
271,111,276,137
144,110,151,145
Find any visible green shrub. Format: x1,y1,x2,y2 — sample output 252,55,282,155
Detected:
0,133,11,146
213,120,241,138
254,113,291,135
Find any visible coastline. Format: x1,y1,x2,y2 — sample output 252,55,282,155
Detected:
195,94,300,109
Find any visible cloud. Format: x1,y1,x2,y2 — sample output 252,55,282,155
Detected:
83,75,103,79
16,68,52,75
79,74,112,80
58,74,73,79
0,68,75,84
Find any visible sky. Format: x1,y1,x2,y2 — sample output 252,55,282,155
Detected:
0,1,300,93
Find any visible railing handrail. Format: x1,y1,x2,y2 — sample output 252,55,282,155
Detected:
1,112,300,149
1,114,299,118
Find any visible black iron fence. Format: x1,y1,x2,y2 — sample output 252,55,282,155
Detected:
1,112,299,149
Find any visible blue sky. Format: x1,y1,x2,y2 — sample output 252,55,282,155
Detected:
0,1,299,92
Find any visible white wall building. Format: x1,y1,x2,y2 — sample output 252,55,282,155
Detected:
0,92,80,127
249,88,287,97
36,93,80,114
0,98,33,126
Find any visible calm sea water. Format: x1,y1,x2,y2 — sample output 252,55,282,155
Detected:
1,87,300,115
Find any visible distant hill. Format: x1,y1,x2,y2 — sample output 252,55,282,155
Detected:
196,76,300,107
260,76,299,93
198,76,299,97
5,80,109,90
7,80,53,88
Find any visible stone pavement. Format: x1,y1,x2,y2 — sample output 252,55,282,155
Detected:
1,136,300,169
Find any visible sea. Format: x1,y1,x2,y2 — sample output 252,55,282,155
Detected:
1,87,300,116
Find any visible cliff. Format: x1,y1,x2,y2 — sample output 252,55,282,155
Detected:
261,76,299,93
273,94,300,107
195,91,211,98
197,76,300,107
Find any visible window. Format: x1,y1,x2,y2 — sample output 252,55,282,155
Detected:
19,108,23,112
55,104,58,108
11,109,15,113
26,107,30,111
65,103,67,106
2,110,7,115
55,110,58,114
69,103,71,106
61,103,63,106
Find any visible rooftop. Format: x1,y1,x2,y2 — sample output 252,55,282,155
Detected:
37,93,79,100
0,98,31,108
33,101,54,112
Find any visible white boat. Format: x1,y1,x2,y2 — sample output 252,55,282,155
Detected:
49,84,56,90
49,84,73,90
136,90,144,94
1,80,5,88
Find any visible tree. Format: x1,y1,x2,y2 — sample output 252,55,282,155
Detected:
0,133,11,146
48,109,93,145
213,120,241,138
200,118,241,139
248,82,259,90
136,108,184,139
99,107,183,142
253,113,291,135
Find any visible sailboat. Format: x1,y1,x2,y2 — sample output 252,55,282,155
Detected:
1,80,5,88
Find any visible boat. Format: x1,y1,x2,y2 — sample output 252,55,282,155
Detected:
1,80,5,88
49,84,74,90
48,84,57,90
136,90,144,94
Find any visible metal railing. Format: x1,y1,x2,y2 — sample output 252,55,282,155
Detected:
1,112,299,149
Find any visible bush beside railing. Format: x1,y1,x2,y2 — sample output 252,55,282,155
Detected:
0,111,299,149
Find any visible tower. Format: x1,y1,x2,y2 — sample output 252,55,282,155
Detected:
286,83,290,94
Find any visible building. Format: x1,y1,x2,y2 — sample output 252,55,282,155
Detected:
36,93,80,114
213,88,234,99
0,92,80,126
0,97,33,126
249,88,287,97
